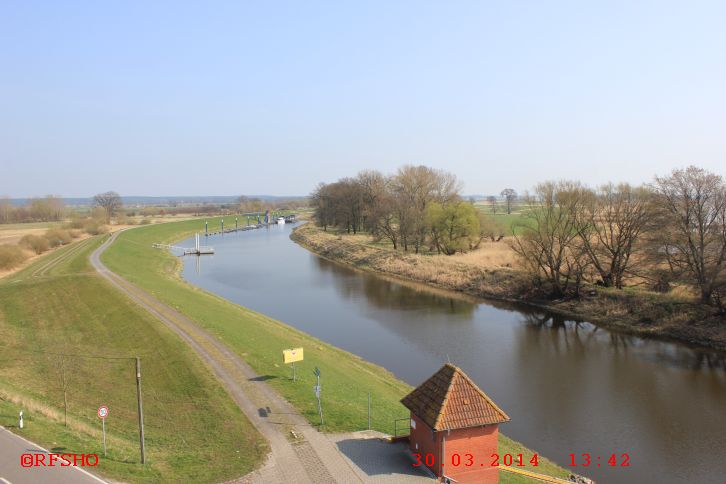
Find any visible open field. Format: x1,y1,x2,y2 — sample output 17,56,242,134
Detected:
0,234,267,482
100,217,571,481
0,221,63,245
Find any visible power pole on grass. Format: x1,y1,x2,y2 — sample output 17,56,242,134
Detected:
136,357,146,464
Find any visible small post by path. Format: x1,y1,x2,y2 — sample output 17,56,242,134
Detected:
368,393,371,430
136,357,146,464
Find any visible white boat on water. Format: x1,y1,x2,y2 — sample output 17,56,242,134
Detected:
276,217,285,224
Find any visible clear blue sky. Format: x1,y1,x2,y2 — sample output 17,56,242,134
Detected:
2,1,725,197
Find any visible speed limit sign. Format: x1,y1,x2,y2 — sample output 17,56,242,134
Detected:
98,405,109,419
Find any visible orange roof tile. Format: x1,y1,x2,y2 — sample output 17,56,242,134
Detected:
401,363,510,431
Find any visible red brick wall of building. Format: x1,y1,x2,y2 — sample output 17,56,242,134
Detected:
442,424,500,483
409,413,500,483
409,413,443,475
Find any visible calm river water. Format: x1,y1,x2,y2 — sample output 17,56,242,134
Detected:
181,223,726,484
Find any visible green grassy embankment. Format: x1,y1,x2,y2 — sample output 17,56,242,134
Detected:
101,217,571,481
0,234,267,482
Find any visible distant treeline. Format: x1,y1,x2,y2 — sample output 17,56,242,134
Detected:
4,195,304,207
312,164,726,310
311,165,505,255
0,194,308,224
0,196,65,223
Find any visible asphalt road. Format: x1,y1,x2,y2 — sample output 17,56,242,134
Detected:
0,426,106,484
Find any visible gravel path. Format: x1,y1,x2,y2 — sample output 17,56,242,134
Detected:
90,230,362,483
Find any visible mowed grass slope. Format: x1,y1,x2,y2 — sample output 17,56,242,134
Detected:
102,218,570,481
0,234,267,482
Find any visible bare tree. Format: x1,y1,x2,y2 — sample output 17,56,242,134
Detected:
238,195,263,213
0,197,11,223
511,181,588,297
93,191,122,223
500,188,517,214
356,170,392,237
652,166,726,306
50,355,73,426
573,183,651,288
487,195,498,214
392,165,461,253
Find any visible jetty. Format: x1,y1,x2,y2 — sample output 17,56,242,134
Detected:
152,214,297,255
152,233,214,255
204,213,297,236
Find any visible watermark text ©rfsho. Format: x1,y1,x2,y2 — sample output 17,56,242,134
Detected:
20,453,99,467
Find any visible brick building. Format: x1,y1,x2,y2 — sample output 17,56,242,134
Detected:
401,364,510,483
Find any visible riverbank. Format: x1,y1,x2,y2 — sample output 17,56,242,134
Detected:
291,223,726,352
101,217,572,482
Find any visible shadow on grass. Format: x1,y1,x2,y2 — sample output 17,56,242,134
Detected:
249,375,277,381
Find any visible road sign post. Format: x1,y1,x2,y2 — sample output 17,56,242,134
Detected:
98,405,109,457
313,367,323,425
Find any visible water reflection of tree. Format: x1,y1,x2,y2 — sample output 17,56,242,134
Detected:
314,256,476,318
519,310,726,371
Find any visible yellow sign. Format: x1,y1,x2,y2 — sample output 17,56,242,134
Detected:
283,347,304,364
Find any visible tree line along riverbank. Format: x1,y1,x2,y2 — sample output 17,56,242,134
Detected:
291,223,726,353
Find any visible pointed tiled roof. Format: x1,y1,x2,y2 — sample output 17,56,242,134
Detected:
401,363,510,431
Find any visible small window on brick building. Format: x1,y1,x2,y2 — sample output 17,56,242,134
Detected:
411,419,417,429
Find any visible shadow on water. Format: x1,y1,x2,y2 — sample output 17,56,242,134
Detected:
314,257,477,317
520,311,726,372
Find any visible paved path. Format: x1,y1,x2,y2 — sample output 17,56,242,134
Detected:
0,426,106,484
90,231,363,483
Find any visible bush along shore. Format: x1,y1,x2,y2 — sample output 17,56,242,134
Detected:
291,223,726,352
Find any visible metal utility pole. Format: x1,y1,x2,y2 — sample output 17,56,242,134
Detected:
136,357,146,464
313,367,323,426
